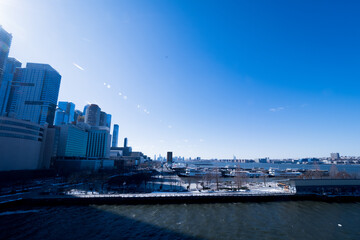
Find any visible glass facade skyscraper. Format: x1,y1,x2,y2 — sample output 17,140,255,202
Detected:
0,26,12,82
73,109,83,123
54,101,75,125
83,104,89,116
112,124,119,147
58,124,88,157
85,104,101,126
99,111,111,129
7,63,61,125
106,114,111,128
86,127,111,158
99,111,107,127
0,58,21,115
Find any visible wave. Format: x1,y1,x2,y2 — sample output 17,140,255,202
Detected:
0,210,40,216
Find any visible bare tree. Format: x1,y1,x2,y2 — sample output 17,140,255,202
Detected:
186,177,195,191
329,164,339,178
214,168,221,191
312,162,323,179
262,174,267,186
235,171,247,190
202,172,214,189
336,171,351,179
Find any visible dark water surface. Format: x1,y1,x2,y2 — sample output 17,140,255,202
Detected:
1,202,360,240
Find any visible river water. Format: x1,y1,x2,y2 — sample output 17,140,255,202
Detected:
188,161,360,174
1,201,360,240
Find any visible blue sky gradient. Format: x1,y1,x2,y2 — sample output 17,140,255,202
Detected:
1,0,360,159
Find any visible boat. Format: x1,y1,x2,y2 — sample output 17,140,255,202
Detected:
178,168,207,177
269,168,302,178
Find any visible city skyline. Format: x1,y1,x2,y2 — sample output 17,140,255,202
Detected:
1,0,360,159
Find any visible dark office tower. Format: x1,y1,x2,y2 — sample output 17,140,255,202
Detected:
7,63,61,125
0,26,12,82
112,124,119,147
0,58,21,115
124,137,128,148
85,104,101,126
167,152,173,164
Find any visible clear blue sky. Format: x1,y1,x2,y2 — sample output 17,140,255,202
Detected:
1,0,360,159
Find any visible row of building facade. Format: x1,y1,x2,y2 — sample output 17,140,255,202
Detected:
0,25,149,172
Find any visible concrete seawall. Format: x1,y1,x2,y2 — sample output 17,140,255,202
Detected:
2,193,360,208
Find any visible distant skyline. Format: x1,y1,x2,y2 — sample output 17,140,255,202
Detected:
1,0,360,159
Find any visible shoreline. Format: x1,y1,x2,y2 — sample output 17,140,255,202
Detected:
1,193,360,208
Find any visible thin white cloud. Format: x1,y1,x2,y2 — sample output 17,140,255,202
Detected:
137,104,140,108
123,96,128,100
269,107,284,112
118,92,122,96
73,63,85,71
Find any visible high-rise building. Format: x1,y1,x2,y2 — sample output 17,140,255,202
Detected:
0,57,21,114
99,111,107,126
0,26,12,82
85,104,100,126
54,101,75,125
106,114,111,128
99,111,112,129
57,124,88,157
7,63,61,125
73,109,83,123
331,153,340,161
167,152,173,164
86,127,111,158
83,104,89,116
112,124,119,147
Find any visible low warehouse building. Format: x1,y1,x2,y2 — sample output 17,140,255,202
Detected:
290,179,360,195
